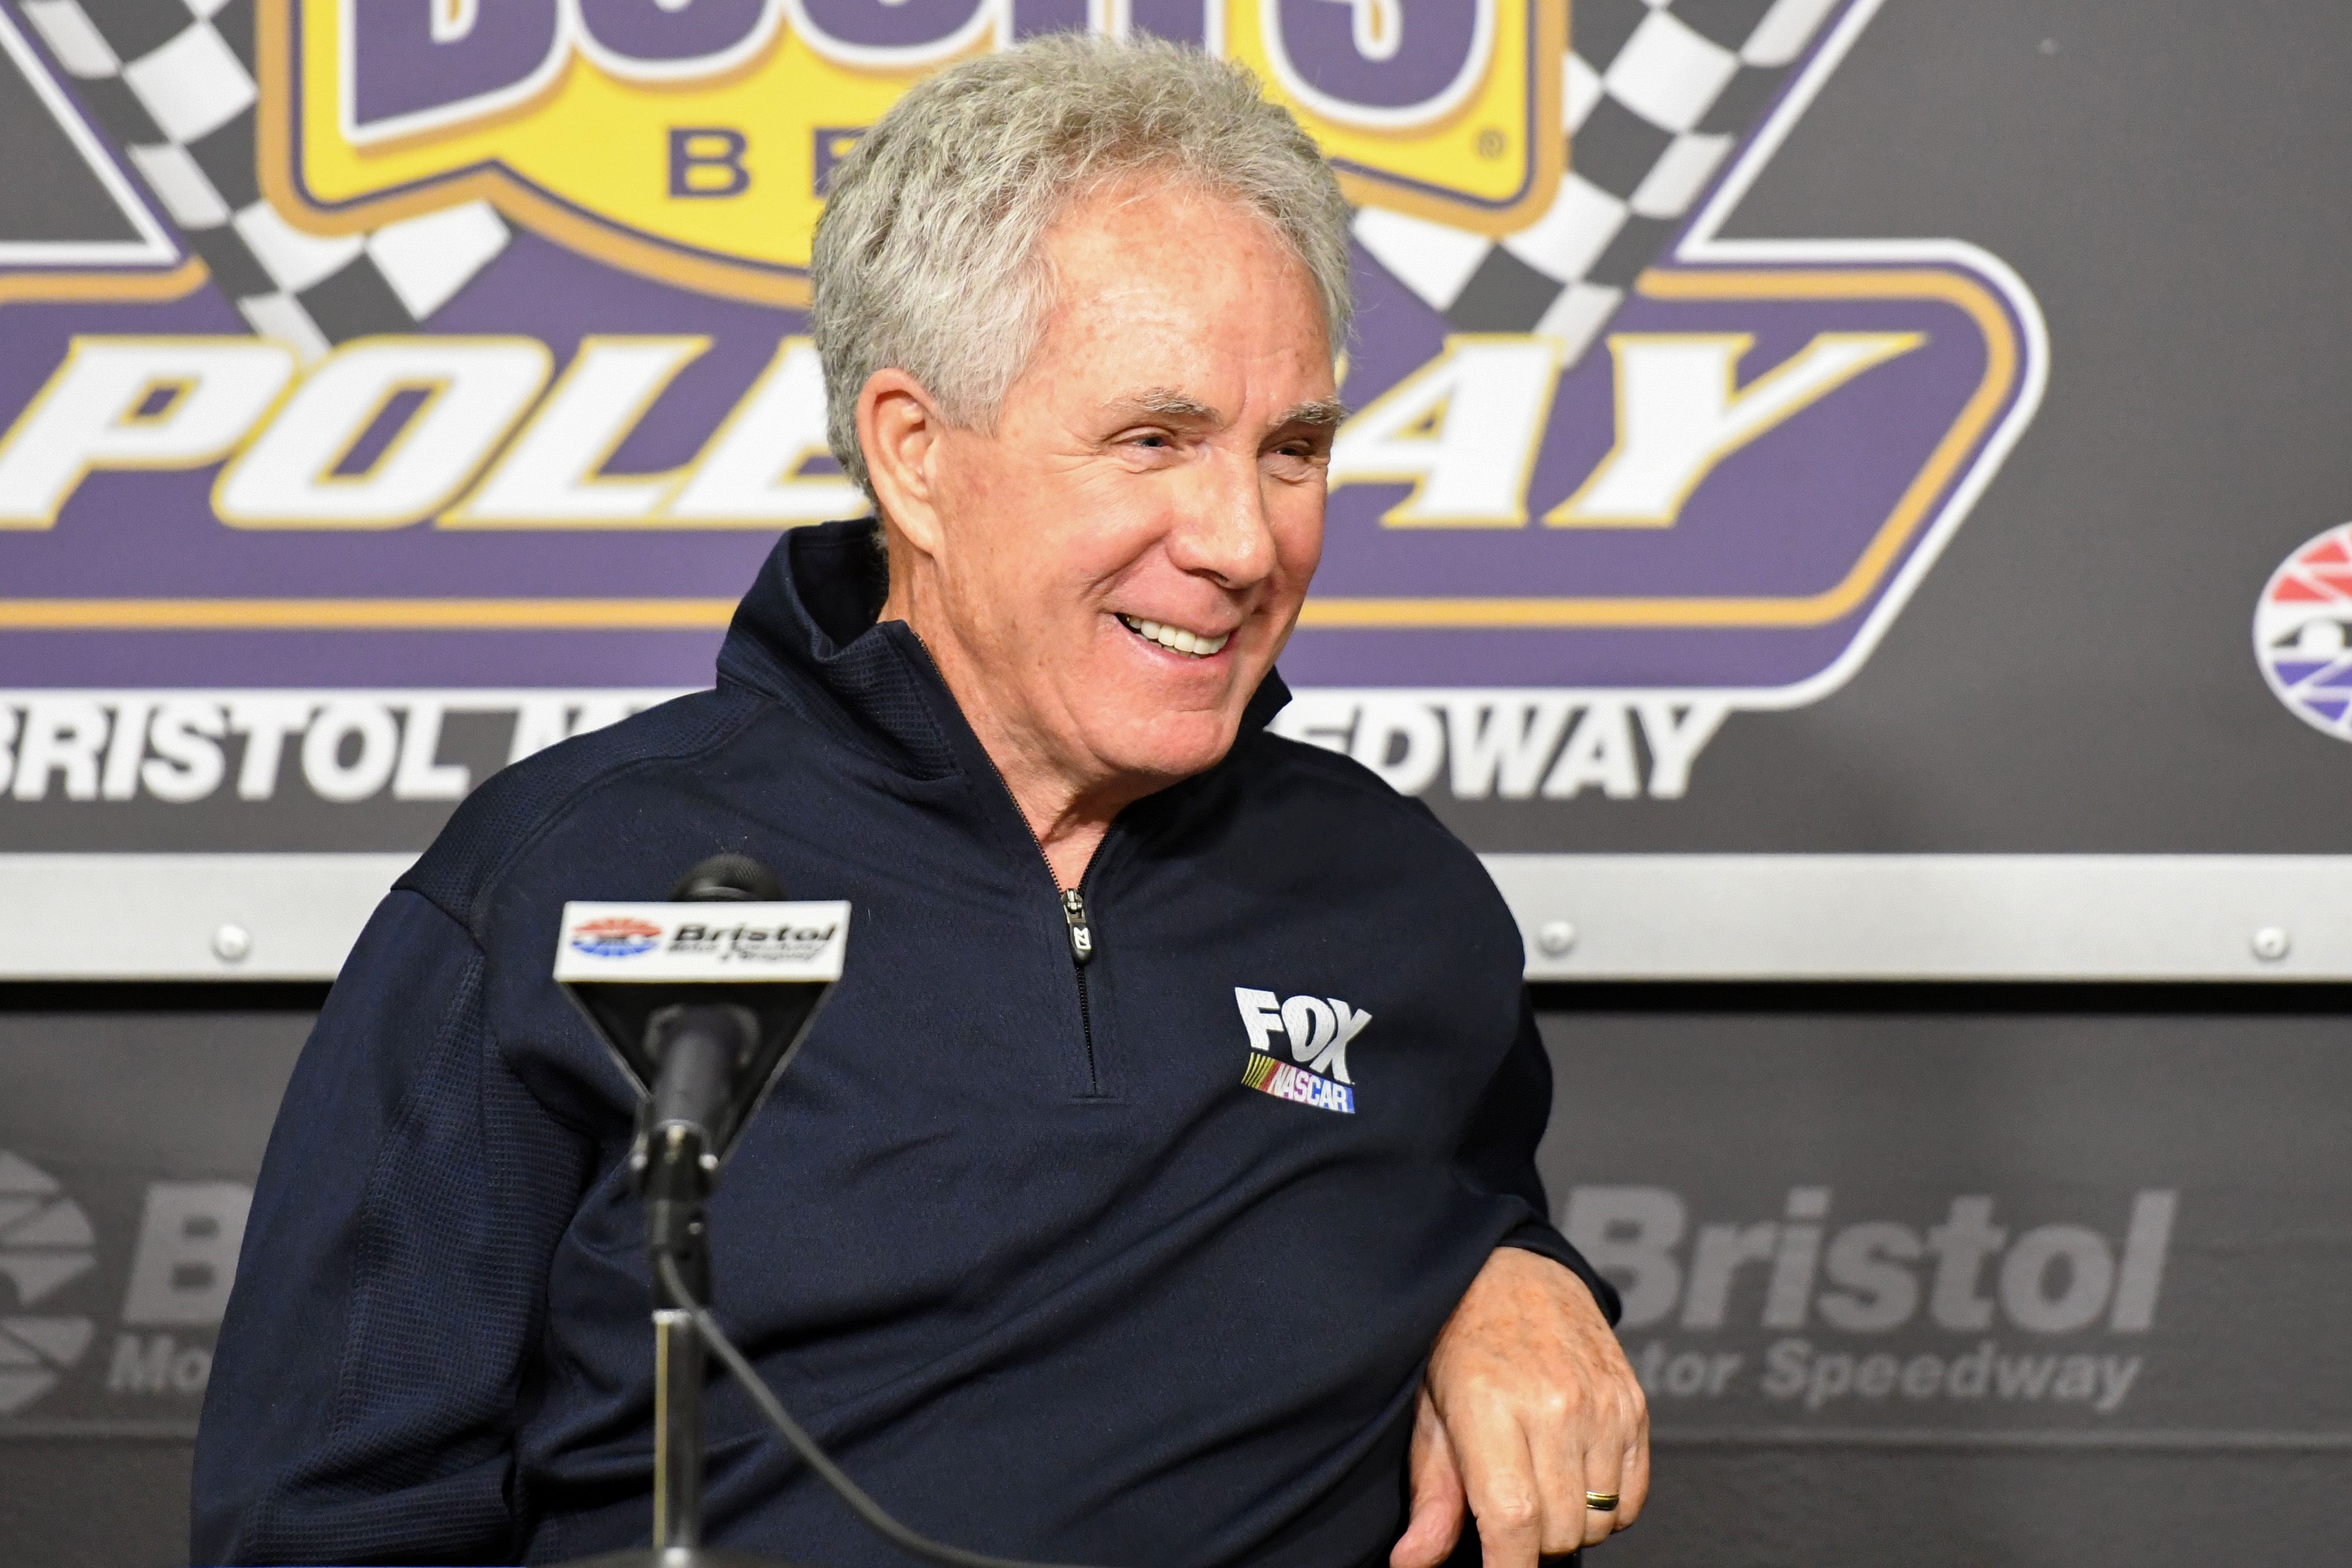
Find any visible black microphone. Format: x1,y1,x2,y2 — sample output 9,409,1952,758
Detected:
642,854,788,1198
559,854,847,1306
559,854,845,1192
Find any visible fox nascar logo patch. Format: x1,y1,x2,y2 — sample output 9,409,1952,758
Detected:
0,0,2042,751
1236,986,1368,1113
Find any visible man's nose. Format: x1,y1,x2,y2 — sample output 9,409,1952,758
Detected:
1168,452,1278,589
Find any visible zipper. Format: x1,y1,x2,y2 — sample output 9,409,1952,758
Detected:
1028,835,1104,1096
903,636,1105,1094
1064,893,1098,1091
1060,889,1096,965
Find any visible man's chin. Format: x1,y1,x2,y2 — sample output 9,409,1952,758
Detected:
1096,715,1244,790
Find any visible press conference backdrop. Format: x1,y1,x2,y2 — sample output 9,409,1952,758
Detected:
2,0,2348,1563
6,994,2350,1567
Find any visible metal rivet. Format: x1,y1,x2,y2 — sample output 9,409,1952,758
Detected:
212,924,252,963
1537,920,1577,957
2252,927,2291,962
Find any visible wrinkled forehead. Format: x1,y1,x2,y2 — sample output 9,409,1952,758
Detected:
1027,183,1337,378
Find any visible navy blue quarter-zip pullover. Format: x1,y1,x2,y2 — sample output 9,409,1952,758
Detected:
192,520,1616,1568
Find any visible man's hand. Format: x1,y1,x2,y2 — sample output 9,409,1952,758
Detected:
1391,1248,1648,1567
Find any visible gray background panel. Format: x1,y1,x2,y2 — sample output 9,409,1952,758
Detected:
1535,995,2352,1565
6,996,2348,1566
1439,0,2352,854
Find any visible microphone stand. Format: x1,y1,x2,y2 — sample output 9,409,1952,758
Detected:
647,1124,724,1562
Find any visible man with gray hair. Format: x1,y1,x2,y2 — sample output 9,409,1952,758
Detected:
196,34,1645,1568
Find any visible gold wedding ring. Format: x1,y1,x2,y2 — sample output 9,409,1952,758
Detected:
1585,1491,1621,1512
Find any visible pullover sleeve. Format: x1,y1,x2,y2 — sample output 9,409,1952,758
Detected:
192,890,600,1566
1454,992,1622,1325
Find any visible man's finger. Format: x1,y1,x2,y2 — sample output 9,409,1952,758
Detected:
1449,1399,1545,1568
1524,1402,1591,1556
1391,1391,1467,1568
1612,1429,1652,1529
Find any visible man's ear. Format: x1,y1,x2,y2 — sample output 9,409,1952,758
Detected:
858,369,948,563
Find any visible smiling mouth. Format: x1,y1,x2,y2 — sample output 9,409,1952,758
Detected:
1116,613,1231,658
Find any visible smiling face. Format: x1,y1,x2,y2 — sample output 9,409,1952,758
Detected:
863,178,1341,835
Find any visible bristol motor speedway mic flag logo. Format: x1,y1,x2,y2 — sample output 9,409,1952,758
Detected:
0,0,2043,803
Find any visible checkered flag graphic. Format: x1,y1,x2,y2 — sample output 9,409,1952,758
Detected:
1354,0,1843,366
20,0,510,359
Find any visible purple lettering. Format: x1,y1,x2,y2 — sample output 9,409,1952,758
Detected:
670,128,751,198
346,0,563,142
790,0,994,65
576,0,779,77
1264,0,1490,126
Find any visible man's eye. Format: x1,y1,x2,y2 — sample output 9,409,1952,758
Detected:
1132,432,1170,449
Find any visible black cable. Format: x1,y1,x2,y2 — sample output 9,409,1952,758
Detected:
654,1253,1105,1568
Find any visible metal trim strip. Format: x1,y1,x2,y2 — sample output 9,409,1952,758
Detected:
3,854,2347,982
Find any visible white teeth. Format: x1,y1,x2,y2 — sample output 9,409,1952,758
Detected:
1119,614,1230,658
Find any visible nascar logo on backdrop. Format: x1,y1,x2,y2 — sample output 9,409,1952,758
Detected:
0,0,2044,808
2255,522,2352,743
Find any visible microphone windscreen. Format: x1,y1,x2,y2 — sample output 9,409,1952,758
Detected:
669,854,785,904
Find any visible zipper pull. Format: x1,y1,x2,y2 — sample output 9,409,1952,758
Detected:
1060,890,1095,966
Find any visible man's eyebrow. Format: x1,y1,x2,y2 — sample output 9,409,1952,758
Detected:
1101,391,1352,429
1105,388,1221,422
1275,397,1352,430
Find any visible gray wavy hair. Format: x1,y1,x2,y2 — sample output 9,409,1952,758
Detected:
810,32,1355,501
